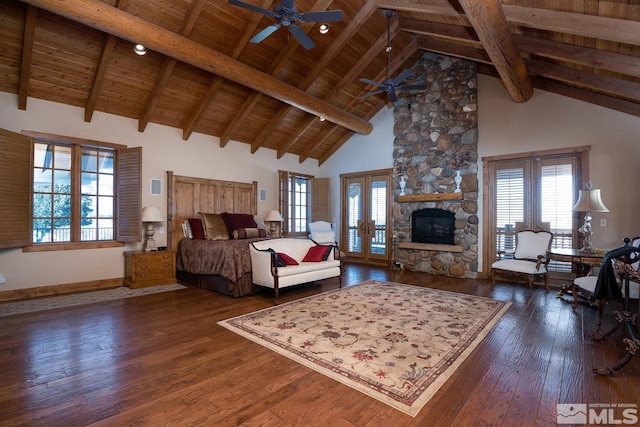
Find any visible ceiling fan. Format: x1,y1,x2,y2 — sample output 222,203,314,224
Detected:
359,10,427,103
228,0,343,50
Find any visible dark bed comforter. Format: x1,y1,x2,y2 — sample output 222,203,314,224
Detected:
176,237,268,284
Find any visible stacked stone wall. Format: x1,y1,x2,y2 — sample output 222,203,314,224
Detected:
393,53,478,278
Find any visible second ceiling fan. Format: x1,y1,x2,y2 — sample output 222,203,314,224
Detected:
228,0,343,50
359,10,427,103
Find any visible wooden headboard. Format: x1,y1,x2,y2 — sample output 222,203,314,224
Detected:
166,171,258,251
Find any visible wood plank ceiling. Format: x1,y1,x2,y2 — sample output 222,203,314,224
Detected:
1,0,639,164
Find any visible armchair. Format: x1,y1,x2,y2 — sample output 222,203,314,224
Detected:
308,220,336,244
491,223,554,290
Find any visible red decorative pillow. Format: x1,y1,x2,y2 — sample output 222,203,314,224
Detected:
302,245,332,262
220,212,257,236
277,252,298,266
188,218,205,239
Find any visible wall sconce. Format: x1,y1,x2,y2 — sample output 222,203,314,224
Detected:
133,44,147,55
571,180,609,253
319,24,330,34
141,206,164,251
265,210,284,237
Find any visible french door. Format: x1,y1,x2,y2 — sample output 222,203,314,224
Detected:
484,149,588,275
340,169,391,265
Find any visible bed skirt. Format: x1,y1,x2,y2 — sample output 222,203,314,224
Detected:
176,270,254,297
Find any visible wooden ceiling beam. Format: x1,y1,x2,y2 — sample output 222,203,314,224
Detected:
416,37,491,64
457,0,532,103
182,0,271,141
503,5,640,47
297,15,398,162
138,0,207,133
219,0,332,147
22,0,372,135
524,58,640,101
84,0,127,122
18,5,37,111
250,0,379,154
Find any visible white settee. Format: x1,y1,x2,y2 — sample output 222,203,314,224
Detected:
250,238,342,304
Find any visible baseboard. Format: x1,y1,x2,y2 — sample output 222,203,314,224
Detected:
0,278,124,302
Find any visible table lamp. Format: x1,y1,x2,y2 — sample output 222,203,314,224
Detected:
264,210,284,237
571,181,609,253
141,206,164,251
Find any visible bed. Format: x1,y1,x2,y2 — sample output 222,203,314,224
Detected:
167,171,268,297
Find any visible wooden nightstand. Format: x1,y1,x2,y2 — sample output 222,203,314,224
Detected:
124,250,176,289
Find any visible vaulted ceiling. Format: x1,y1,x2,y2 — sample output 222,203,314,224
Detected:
1,0,639,164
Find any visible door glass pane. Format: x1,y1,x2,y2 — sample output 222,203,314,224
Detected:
347,181,363,253
369,179,387,255
495,167,524,253
540,163,574,249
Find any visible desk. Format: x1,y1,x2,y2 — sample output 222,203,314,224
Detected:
546,248,605,277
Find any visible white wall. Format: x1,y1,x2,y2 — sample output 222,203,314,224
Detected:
0,92,319,291
320,75,640,272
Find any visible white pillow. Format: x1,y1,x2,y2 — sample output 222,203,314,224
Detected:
182,220,193,239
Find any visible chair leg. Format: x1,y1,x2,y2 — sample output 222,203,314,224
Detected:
491,269,496,284
528,275,534,290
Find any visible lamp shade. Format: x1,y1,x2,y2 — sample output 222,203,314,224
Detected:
571,189,609,213
141,206,164,222
264,210,284,222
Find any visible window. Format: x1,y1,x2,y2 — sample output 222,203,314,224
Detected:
486,148,588,273
33,143,115,243
278,171,312,236
0,129,142,250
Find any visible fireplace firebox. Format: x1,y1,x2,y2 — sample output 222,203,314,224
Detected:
412,208,455,244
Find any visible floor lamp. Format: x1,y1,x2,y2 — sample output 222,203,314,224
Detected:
571,181,609,253
141,206,164,252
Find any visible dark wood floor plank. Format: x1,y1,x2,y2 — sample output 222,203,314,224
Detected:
0,264,639,426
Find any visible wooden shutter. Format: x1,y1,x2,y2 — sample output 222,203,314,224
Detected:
116,147,141,242
0,129,32,248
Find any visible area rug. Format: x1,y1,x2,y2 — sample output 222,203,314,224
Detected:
218,279,511,417
0,283,186,317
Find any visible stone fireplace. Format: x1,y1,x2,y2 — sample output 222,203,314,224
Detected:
392,53,478,278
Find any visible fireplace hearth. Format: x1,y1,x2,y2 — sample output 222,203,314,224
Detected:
412,208,456,245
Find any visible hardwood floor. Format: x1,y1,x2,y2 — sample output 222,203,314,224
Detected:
1,264,639,426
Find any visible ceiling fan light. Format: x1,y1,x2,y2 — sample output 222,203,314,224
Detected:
133,44,147,55
319,116,326,121
319,24,330,34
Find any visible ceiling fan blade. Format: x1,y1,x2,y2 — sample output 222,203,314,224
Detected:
360,77,385,88
250,24,281,44
300,10,343,23
392,69,413,86
398,84,428,92
386,88,398,103
358,89,385,100
228,0,273,17
289,24,315,50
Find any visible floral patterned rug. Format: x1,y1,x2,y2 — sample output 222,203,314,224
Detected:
218,279,511,417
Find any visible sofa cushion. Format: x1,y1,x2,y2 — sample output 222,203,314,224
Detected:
302,245,333,262
277,252,298,266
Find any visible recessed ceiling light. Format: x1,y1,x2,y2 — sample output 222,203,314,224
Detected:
133,44,147,55
319,24,329,34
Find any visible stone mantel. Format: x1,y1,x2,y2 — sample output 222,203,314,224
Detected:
397,193,463,203
398,242,464,253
